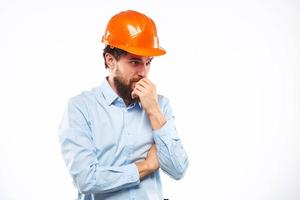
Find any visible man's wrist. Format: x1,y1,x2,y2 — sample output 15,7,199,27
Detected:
145,104,161,116
147,108,166,130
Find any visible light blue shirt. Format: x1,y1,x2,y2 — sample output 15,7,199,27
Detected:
58,78,189,200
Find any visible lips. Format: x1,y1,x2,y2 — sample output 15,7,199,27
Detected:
130,77,142,89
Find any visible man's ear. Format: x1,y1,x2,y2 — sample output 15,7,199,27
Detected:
105,53,116,70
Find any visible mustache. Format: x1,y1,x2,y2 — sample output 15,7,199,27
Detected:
130,76,144,83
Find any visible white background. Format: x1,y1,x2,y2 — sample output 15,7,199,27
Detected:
1,0,300,199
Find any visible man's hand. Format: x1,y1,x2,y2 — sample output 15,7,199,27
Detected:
135,144,160,180
145,144,160,172
131,78,159,115
131,78,166,130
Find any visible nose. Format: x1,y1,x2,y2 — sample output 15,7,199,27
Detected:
137,63,147,77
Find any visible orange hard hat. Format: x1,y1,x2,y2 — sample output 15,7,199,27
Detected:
101,10,166,56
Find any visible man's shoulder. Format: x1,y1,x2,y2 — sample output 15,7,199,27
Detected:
67,86,100,107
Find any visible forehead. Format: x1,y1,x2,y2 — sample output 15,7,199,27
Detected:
122,53,153,62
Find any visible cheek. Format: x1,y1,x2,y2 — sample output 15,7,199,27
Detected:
117,71,131,85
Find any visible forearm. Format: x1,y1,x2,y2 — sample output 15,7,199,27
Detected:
59,130,140,194
135,144,160,180
146,106,188,179
147,106,166,130
71,162,140,194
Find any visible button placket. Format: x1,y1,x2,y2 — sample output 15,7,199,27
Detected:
123,109,133,161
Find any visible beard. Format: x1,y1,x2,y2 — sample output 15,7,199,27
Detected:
113,75,142,106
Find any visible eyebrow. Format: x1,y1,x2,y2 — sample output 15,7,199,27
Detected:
128,57,153,63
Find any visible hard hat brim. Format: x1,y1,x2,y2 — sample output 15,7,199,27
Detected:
109,44,166,57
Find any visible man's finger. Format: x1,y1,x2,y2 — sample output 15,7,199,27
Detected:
136,81,147,89
140,78,154,87
131,87,143,98
137,78,152,87
134,84,146,92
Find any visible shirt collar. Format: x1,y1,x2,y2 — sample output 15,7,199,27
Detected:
99,77,119,105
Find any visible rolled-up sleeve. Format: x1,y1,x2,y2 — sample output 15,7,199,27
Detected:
58,97,140,194
152,98,189,180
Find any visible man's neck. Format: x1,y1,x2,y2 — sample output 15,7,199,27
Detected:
107,76,118,95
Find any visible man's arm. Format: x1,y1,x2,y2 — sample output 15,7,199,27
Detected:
135,145,160,180
132,78,189,180
151,108,189,180
59,98,141,195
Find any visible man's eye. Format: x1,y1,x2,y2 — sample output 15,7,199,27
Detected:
130,61,139,65
146,61,151,66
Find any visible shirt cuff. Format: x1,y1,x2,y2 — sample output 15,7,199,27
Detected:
126,163,141,184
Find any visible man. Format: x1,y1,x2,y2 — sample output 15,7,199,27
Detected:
59,10,189,200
